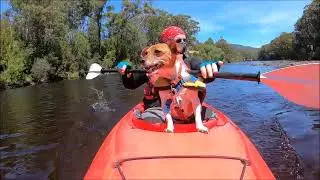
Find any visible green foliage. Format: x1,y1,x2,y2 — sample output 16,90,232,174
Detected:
104,0,147,64
259,0,319,61
11,0,68,58
101,39,116,68
215,37,233,62
31,57,51,82
88,17,100,56
191,37,259,62
103,0,200,65
0,18,29,86
145,9,200,45
61,30,92,78
2,0,203,88
72,31,92,77
258,32,294,60
192,38,224,60
230,44,259,60
293,0,320,60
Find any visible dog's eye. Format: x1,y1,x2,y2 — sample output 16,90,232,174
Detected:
140,48,148,57
154,49,163,57
155,50,161,53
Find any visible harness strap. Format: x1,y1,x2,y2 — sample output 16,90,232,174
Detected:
155,86,172,91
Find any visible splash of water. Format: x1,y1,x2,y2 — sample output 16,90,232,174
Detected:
89,87,115,112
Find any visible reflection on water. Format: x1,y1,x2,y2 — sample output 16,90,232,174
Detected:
0,64,319,180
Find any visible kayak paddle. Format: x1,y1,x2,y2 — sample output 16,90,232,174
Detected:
86,63,320,109
260,63,319,109
86,63,145,80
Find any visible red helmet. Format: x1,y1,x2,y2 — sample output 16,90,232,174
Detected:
160,26,186,43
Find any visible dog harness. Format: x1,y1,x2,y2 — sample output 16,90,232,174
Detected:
159,58,206,121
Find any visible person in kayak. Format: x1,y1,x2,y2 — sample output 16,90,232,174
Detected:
140,42,210,133
117,26,223,123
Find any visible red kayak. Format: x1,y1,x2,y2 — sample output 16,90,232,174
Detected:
84,102,275,179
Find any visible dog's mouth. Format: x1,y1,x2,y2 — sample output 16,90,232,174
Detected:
143,61,164,73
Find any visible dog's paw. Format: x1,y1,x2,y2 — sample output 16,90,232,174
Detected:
196,125,209,134
164,128,174,133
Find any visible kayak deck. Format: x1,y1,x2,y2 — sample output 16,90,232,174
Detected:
84,103,275,179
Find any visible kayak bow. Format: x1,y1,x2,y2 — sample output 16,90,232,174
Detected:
84,103,275,180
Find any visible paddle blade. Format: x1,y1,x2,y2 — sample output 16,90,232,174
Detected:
261,63,320,109
86,63,102,80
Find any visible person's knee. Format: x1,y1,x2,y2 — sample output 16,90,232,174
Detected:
139,107,165,123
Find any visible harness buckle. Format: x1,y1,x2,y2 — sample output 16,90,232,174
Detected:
170,84,177,95
175,96,182,107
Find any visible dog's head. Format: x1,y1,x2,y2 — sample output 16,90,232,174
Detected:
140,43,177,70
140,43,178,86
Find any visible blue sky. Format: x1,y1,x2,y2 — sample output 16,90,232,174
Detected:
1,0,311,48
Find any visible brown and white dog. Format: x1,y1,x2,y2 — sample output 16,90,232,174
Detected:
140,43,208,133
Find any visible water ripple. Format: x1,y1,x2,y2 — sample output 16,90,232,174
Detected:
0,133,25,140
0,143,58,160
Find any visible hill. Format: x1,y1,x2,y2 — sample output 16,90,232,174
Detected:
230,44,260,51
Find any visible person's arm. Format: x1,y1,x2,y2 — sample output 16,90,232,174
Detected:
116,61,148,89
184,56,204,70
121,72,148,89
184,56,222,83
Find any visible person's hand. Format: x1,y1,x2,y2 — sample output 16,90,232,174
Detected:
200,60,224,79
116,61,132,78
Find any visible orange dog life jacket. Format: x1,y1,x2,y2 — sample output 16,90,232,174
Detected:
158,56,203,121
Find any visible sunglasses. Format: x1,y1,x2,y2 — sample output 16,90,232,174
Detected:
175,38,187,43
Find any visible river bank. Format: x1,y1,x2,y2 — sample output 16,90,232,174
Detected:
239,60,320,68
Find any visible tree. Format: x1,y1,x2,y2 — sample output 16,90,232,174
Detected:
2,0,204,87
72,31,92,77
258,32,294,60
145,9,200,45
88,17,101,58
192,38,224,60
216,37,233,62
293,0,320,60
103,0,147,65
0,18,29,87
88,0,107,57
10,0,69,79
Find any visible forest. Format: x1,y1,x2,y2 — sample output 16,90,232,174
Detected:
258,0,319,60
0,0,318,89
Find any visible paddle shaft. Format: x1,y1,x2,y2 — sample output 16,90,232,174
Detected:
89,68,261,82
87,68,146,73
188,70,261,82
216,72,260,82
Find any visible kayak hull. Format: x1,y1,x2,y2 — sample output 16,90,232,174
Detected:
84,102,275,179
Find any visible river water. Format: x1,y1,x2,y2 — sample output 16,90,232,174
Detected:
0,63,319,180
